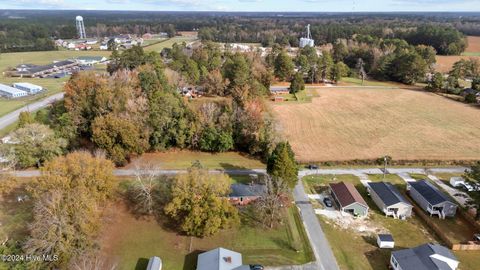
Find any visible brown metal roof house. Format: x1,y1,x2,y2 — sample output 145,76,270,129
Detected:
329,182,369,217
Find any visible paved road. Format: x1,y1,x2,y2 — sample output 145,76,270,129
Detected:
10,168,267,178
292,180,340,270
0,92,64,131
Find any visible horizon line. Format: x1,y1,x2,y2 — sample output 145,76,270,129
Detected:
1,9,480,13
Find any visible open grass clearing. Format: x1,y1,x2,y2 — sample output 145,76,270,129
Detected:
125,150,265,170
338,77,410,87
99,202,313,270
143,36,197,52
271,87,480,163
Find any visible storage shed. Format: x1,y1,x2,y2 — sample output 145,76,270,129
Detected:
377,234,395,248
146,256,162,270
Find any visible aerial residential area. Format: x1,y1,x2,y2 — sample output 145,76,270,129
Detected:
1,1,480,270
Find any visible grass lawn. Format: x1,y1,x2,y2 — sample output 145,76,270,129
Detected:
409,173,428,180
143,36,197,52
125,150,265,170
367,174,405,185
461,52,480,56
302,174,359,194
101,203,313,270
0,179,33,241
338,77,407,87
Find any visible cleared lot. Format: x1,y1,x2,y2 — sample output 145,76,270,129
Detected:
272,88,480,163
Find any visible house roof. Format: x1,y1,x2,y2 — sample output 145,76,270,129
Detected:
392,243,458,270
409,180,454,205
368,182,411,207
230,184,266,198
197,248,246,270
378,234,394,242
329,182,368,208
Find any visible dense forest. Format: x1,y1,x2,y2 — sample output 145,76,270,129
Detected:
0,10,479,54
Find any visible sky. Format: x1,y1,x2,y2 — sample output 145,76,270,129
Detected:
1,0,480,12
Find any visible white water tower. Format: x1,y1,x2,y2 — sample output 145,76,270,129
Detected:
76,16,86,39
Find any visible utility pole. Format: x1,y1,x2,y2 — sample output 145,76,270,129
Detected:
383,156,388,180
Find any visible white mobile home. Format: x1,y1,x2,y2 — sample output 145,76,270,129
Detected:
13,82,44,94
0,83,28,98
368,182,413,219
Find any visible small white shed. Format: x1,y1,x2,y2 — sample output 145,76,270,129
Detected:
377,234,394,249
146,256,162,270
450,177,465,188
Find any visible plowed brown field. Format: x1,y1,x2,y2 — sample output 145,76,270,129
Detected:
271,88,480,162
435,36,480,72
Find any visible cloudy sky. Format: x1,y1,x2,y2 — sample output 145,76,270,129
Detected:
1,0,479,12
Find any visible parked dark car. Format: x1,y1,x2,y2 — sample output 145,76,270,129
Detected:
250,265,264,270
323,197,333,207
306,164,319,170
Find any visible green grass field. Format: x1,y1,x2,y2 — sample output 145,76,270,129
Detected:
104,205,313,270
125,150,265,170
143,36,197,52
461,52,480,56
339,77,404,87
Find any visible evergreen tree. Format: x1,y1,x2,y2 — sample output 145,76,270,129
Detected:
289,72,305,94
267,142,298,188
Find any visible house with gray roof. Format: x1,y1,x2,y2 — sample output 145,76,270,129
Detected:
408,180,457,219
368,182,412,219
196,248,250,270
229,184,265,206
390,243,459,270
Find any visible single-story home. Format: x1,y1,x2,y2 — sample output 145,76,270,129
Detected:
408,180,457,219
368,182,413,219
146,256,162,270
449,177,465,188
377,234,394,249
196,248,250,270
390,243,459,270
329,182,369,217
229,184,265,206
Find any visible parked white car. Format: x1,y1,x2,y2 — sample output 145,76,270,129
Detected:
462,182,474,192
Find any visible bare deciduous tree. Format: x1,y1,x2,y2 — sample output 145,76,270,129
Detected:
127,162,161,215
255,175,290,229
70,251,118,270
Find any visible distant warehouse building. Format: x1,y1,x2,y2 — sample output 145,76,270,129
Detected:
12,60,78,78
0,83,28,99
13,82,44,94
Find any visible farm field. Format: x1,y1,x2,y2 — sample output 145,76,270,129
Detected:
125,150,265,170
100,202,313,270
271,87,480,163
435,36,480,72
